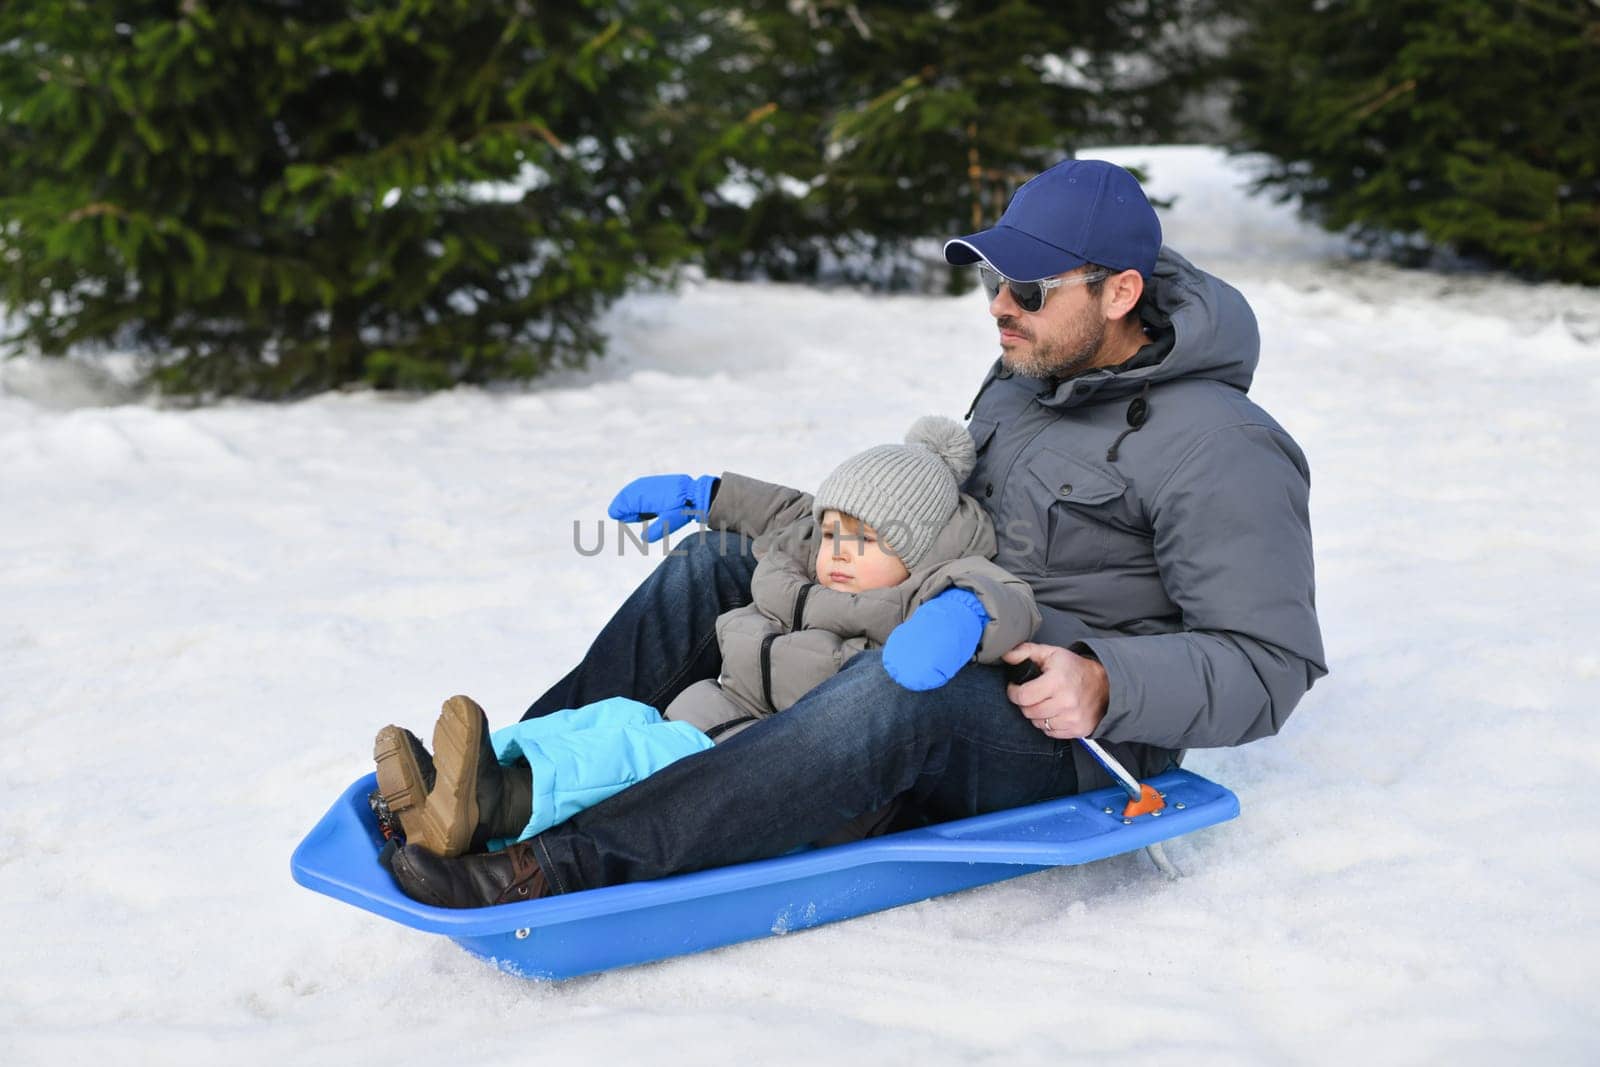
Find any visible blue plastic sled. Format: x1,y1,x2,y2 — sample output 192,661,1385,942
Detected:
291,768,1238,981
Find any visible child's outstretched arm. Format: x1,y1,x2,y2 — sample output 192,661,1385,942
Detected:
607,470,812,543
703,471,815,541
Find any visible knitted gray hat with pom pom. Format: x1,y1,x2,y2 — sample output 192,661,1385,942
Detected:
812,415,978,571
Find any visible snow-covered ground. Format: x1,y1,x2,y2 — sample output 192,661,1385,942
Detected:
3,146,1597,1065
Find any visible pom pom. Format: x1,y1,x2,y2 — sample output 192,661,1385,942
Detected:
904,415,977,484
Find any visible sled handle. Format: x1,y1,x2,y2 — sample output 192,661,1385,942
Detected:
1005,657,1165,818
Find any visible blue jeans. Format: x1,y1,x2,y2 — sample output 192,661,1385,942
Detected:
521,531,1079,892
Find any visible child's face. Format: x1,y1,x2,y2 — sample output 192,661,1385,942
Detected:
816,510,911,593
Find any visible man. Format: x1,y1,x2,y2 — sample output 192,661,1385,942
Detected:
388,159,1327,905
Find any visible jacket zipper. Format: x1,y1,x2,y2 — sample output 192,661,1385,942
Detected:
792,582,814,631
759,631,780,711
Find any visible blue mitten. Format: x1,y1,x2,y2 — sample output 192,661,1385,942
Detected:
608,474,719,542
883,588,990,691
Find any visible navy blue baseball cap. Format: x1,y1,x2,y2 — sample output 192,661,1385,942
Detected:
943,159,1162,280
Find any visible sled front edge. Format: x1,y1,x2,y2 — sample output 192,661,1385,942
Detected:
292,769,1238,979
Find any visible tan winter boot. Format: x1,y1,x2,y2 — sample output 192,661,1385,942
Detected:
372,725,435,842
405,695,533,858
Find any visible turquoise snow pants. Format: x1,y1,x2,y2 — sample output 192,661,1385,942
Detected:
488,696,712,846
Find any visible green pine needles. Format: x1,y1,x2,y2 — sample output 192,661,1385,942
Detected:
691,1,1215,286
0,1,740,396
11,2,1587,399
1228,0,1600,284
0,2,1223,396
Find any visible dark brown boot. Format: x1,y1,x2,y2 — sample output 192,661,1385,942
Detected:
387,840,551,908
406,695,533,857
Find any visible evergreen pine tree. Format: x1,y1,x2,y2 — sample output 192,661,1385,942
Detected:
691,1,1219,287
1227,0,1600,284
0,1,753,396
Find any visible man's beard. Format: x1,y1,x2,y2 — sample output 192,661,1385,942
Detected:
998,311,1106,380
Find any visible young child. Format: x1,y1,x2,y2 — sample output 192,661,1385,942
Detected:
373,416,1040,863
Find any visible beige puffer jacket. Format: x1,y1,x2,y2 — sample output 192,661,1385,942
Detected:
663,471,1041,737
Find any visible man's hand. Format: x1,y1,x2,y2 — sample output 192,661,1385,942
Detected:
608,474,719,542
1001,643,1109,739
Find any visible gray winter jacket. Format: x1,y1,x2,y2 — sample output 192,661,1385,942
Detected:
664,479,1041,738
694,248,1325,790
962,247,1327,787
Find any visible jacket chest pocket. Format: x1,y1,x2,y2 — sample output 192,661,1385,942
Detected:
1021,449,1128,573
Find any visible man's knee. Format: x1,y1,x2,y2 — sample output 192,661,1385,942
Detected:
821,651,968,732
839,653,1012,730
835,649,904,696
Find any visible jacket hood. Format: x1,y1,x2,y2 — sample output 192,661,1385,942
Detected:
915,494,997,570
1040,246,1260,407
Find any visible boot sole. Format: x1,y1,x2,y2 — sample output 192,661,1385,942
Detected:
410,695,487,858
372,725,431,842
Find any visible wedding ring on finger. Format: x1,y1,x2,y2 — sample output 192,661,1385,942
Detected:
1043,717,1054,732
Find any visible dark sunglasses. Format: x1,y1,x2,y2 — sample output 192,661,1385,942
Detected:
979,264,1110,313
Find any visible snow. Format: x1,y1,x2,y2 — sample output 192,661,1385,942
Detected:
3,146,1597,1064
